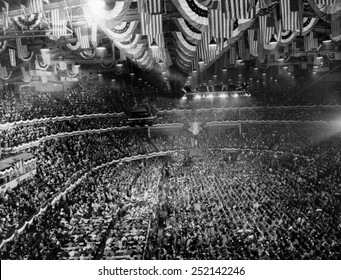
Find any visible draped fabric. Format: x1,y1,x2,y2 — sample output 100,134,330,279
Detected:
107,21,139,40
79,49,97,60
209,7,234,42
9,49,16,67
259,16,274,46
171,0,209,31
66,42,81,51
248,30,258,57
141,14,163,36
11,13,43,30
174,32,197,53
0,41,7,54
21,67,32,83
280,0,304,32
50,9,67,38
304,32,319,51
331,17,341,41
301,17,320,36
224,0,257,19
306,0,341,22
174,18,202,41
16,38,28,59
28,0,44,14
114,34,142,50
275,30,297,45
75,27,90,49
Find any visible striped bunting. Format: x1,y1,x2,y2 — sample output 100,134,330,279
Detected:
141,14,163,36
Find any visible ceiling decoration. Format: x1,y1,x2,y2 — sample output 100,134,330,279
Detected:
0,0,340,90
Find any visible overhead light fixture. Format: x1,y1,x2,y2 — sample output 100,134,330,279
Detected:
111,79,115,82
323,39,332,43
41,42,49,52
209,36,217,47
198,58,204,65
116,61,123,67
96,42,106,51
254,67,258,70
222,67,227,72
192,69,197,73
236,56,243,63
278,56,284,62
283,66,288,69
269,35,277,45
316,53,323,59
74,64,81,68
158,59,164,66
150,38,159,49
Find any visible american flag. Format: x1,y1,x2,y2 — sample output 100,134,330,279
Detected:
248,30,258,57
2,1,9,29
304,32,318,51
209,8,233,43
141,14,163,36
51,9,67,36
28,0,44,14
0,63,8,78
280,0,303,32
16,38,28,59
21,67,32,82
259,16,275,45
229,46,237,64
331,18,341,39
9,49,16,67
238,37,246,60
91,24,98,48
75,27,90,49
224,0,256,19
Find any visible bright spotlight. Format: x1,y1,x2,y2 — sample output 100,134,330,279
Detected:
232,93,238,98
194,94,201,99
88,0,105,11
181,96,187,100
219,93,227,98
207,94,214,98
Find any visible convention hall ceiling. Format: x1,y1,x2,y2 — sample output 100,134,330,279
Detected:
0,0,340,89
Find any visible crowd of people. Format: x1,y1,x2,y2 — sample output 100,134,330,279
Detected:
0,130,157,242
145,148,341,259
1,81,341,260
